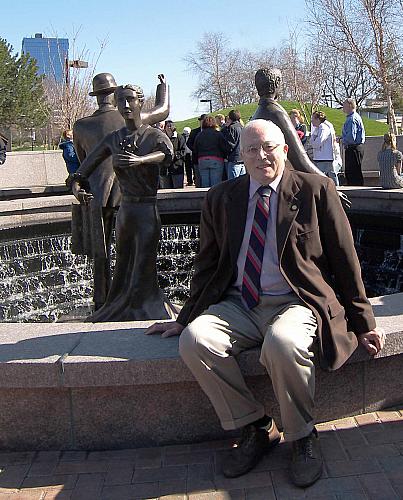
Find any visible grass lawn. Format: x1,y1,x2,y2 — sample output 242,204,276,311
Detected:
174,101,388,137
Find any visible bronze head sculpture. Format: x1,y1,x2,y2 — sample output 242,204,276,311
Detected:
255,68,282,99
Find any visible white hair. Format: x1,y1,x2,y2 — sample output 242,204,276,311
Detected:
240,119,285,151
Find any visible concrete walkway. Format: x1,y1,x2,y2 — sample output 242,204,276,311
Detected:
0,408,402,499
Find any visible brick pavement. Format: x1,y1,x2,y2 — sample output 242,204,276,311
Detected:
0,409,402,499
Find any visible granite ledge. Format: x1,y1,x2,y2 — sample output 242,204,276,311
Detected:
0,293,401,389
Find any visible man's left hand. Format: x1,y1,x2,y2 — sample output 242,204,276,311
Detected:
116,153,143,169
358,329,385,355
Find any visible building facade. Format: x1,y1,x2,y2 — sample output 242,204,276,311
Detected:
22,34,69,83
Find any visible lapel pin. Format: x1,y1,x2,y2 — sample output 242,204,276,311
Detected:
291,204,298,211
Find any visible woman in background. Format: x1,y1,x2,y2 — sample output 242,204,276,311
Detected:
310,111,339,186
289,109,307,145
377,133,403,189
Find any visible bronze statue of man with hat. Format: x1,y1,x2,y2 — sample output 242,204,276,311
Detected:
72,72,170,311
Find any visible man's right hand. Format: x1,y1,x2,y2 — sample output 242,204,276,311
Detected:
145,321,184,338
72,181,93,205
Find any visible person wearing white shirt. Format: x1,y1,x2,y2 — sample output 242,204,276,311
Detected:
310,111,339,185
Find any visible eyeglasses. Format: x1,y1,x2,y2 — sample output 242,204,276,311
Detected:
243,142,282,157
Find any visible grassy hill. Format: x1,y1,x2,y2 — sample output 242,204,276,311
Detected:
174,101,388,137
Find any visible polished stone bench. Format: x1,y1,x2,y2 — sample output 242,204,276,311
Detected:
0,293,402,451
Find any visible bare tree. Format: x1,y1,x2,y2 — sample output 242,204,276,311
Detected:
42,29,107,144
306,0,403,133
184,32,239,109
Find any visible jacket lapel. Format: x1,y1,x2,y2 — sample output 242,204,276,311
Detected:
276,168,301,259
226,175,250,271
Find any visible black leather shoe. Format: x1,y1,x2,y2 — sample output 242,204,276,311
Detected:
290,429,323,487
222,420,281,478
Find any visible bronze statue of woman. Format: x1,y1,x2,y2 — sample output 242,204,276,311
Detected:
71,84,176,322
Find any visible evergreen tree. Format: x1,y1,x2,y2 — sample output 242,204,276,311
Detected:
0,37,48,129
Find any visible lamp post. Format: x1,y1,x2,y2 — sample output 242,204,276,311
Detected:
200,99,213,114
64,58,88,128
322,93,333,108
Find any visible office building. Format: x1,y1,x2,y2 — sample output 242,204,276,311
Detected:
22,33,69,83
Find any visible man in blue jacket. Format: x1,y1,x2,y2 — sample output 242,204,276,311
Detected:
341,98,365,186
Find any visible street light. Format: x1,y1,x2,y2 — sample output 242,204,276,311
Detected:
200,99,213,113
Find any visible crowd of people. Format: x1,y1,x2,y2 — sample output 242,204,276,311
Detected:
60,98,402,192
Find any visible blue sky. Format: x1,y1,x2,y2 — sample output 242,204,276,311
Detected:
3,0,305,120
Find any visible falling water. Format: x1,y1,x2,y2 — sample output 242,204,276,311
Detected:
0,225,199,323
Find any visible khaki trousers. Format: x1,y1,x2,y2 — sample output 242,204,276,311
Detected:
179,292,317,442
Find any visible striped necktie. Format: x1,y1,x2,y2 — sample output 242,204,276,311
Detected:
241,186,271,309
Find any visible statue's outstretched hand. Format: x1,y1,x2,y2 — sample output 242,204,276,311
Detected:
72,181,93,205
158,74,166,84
145,321,184,338
116,152,143,169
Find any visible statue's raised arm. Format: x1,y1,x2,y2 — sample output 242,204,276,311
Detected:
141,74,169,126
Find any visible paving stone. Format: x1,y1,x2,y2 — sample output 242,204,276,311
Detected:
132,465,187,483
191,439,236,452
0,464,31,489
319,436,348,461
42,491,72,499
345,443,400,459
187,463,214,482
186,479,216,494
103,449,138,461
103,464,134,486
188,490,245,500
359,472,400,499
325,458,381,477
70,472,104,499
21,474,77,490
163,450,213,466
364,429,403,446
0,453,35,466
54,461,109,475
87,451,112,462
304,476,365,496
334,493,367,500
244,485,276,499
135,448,162,469
163,444,191,456
158,478,186,496
3,492,45,500
336,428,368,447
101,482,159,499
214,470,272,489
271,469,310,499
332,417,357,430
27,462,57,477
316,422,335,432
377,455,403,473
253,444,290,472
35,452,60,463
59,452,87,462
376,410,402,423
159,495,186,500
354,413,381,432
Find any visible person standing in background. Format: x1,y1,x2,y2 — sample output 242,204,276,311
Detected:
377,133,403,189
182,126,194,186
59,129,80,176
310,111,339,186
160,120,185,189
289,109,307,145
341,98,365,186
222,109,245,179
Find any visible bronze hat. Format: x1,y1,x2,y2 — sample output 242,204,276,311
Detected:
89,73,118,96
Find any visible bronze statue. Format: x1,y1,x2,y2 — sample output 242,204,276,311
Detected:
252,68,324,176
72,73,170,311
71,83,176,322
252,68,350,207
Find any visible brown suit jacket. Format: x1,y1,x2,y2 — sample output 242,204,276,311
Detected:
177,167,376,371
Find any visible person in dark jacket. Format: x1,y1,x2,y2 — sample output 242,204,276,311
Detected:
222,109,245,179
187,114,207,187
59,129,80,174
0,135,7,165
160,120,186,188
193,116,230,187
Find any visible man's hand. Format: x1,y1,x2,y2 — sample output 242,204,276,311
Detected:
145,321,184,338
358,329,385,355
72,181,93,205
116,152,143,169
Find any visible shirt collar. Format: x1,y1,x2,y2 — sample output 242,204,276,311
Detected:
249,170,284,199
